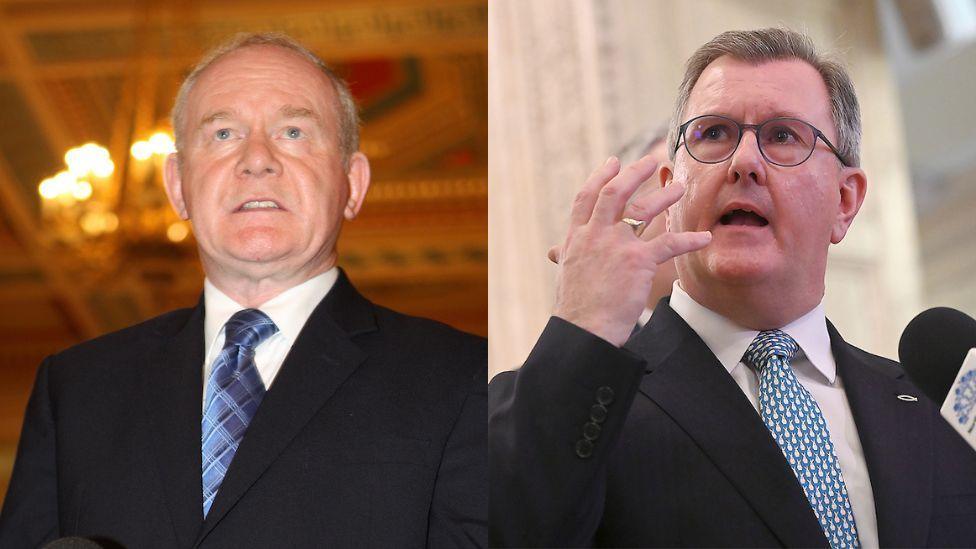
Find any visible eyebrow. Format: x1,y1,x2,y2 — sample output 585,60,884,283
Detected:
198,110,236,128
195,106,320,130
767,110,809,120
279,105,320,121
705,110,810,121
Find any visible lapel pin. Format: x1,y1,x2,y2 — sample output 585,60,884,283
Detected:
897,394,919,402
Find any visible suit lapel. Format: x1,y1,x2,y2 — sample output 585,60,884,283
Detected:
195,272,376,544
627,302,827,547
142,301,206,547
828,322,933,547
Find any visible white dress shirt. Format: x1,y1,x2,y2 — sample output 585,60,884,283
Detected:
202,268,339,404
637,307,654,329
669,281,879,548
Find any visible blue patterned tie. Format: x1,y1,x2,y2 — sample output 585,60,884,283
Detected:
744,330,860,549
201,309,278,517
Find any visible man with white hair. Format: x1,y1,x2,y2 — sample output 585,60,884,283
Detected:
491,28,976,548
1,33,487,548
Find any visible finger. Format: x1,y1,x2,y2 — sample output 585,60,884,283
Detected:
547,245,560,264
569,156,620,227
622,180,685,225
646,230,712,265
590,154,660,225
637,211,668,243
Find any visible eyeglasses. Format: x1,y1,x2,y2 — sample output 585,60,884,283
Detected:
674,114,849,167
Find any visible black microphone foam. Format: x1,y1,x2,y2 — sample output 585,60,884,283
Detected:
899,307,976,404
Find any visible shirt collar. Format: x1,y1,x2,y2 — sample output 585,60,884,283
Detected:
668,280,836,383
204,267,339,358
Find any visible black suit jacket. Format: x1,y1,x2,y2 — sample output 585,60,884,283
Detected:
0,272,487,548
489,300,976,547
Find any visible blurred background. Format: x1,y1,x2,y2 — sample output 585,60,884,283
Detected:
0,0,486,501
490,0,976,376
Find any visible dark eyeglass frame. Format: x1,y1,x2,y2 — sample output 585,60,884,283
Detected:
673,114,850,167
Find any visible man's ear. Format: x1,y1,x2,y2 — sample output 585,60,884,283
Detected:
344,152,371,220
831,166,867,244
658,160,674,231
657,160,674,188
163,153,189,220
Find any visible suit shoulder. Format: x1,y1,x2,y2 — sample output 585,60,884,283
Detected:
48,306,196,368
372,303,485,348
368,304,486,381
844,343,906,377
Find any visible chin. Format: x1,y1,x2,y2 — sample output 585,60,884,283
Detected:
701,248,779,283
225,228,295,264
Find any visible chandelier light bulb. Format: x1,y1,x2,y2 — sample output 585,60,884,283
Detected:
64,148,87,177
131,140,153,160
166,221,190,242
148,132,176,155
72,180,93,201
38,177,58,199
93,158,115,178
53,171,77,196
64,143,112,177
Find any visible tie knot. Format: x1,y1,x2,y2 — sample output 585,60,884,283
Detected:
223,309,278,351
743,329,798,371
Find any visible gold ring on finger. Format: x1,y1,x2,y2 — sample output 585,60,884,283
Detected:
621,217,646,236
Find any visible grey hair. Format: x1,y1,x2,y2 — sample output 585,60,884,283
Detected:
667,28,861,167
171,32,360,166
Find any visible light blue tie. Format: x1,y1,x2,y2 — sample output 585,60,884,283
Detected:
201,309,278,517
744,330,860,549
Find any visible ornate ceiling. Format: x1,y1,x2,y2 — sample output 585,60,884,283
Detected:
0,0,486,498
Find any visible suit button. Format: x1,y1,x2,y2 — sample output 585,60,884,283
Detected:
575,439,593,458
582,421,601,441
596,386,615,405
590,404,608,423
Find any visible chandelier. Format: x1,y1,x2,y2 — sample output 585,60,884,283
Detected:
36,130,192,251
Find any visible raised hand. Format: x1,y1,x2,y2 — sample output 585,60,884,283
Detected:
551,155,711,346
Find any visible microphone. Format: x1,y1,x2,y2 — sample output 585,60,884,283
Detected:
899,307,976,448
898,307,976,404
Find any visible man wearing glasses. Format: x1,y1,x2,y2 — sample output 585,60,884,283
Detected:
490,28,976,548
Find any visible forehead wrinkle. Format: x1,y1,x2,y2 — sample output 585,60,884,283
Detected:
185,48,342,150
689,80,790,121
688,62,831,131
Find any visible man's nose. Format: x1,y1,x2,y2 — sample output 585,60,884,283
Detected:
236,133,282,178
727,129,766,185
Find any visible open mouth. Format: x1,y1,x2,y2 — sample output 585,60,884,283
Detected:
236,200,282,212
719,208,769,227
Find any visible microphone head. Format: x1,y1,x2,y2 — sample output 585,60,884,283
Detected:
899,307,976,404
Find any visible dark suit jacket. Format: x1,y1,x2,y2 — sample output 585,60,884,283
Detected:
0,272,487,548
489,300,976,547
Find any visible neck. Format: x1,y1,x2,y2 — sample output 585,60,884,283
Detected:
678,275,823,331
203,257,335,308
